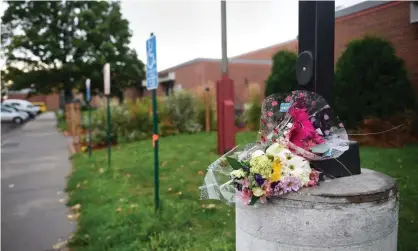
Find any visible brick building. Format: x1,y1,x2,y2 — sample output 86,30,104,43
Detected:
127,1,418,106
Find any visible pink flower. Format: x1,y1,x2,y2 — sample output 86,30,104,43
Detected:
339,123,344,128
285,96,291,102
267,123,273,128
288,108,324,149
267,111,273,117
323,114,329,120
307,169,321,187
240,188,253,204
298,92,305,98
260,195,267,204
271,101,278,107
311,101,316,106
242,177,250,187
262,180,273,197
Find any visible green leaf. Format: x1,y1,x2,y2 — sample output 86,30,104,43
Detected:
248,195,260,205
226,156,244,170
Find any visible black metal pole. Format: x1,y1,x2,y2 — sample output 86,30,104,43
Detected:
297,1,361,178
298,1,335,105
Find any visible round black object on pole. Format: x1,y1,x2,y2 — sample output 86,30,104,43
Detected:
296,51,314,86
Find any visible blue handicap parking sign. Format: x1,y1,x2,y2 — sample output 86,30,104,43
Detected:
146,35,158,90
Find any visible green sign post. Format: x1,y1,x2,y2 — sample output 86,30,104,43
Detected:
146,33,160,211
104,63,111,168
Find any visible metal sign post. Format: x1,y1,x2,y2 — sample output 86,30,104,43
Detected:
86,79,92,157
146,33,160,212
103,63,111,168
296,1,361,178
216,0,236,154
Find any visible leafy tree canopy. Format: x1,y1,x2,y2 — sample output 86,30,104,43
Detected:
265,50,297,97
1,1,145,99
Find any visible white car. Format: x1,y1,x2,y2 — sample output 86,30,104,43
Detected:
2,99,40,118
1,106,29,124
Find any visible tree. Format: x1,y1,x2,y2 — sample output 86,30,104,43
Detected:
334,36,416,128
1,1,145,101
264,50,297,97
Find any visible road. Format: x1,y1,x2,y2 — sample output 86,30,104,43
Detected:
1,112,74,251
1,122,22,140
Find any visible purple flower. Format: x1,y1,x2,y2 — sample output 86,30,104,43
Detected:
274,176,302,195
254,174,265,186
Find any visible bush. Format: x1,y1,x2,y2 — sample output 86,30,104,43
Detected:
334,36,416,128
165,90,201,133
245,92,262,131
197,98,216,131
265,50,298,97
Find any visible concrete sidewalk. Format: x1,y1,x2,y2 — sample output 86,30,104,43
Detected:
1,112,74,251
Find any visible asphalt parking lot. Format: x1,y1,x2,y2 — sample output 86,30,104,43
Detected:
1,122,21,139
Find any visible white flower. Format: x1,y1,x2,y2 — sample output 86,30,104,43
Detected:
230,169,246,178
252,187,265,197
281,155,312,185
276,149,293,163
251,150,265,159
266,143,284,157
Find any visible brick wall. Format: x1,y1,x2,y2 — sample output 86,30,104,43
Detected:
334,1,418,92
233,2,418,92
126,2,418,104
7,93,60,110
166,61,271,106
233,39,298,60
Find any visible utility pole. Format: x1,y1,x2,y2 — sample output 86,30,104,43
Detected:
216,0,235,154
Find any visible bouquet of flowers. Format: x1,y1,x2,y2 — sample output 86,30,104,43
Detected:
200,90,349,205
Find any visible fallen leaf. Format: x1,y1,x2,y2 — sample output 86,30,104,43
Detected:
198,170,204,175
83,180,89,184
125,173,131,178
98,168,104,174
76,183,81,188
161,161,167,167
59,198,66,204
67,213,80,221
71,204,81,211
206,204,216,209
168,187,173,192
52,240,68,250
130,204,138,208
116,207,123,213
177,191,182,196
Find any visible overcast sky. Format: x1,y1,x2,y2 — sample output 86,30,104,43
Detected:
1,0,364,71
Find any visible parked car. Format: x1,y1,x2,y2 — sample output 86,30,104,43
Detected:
1,103,32,118
2,99,40,118
1,106,29,124
31,102,47,113
1,104,30,120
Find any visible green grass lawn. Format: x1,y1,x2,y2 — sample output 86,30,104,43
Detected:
66,132,418,251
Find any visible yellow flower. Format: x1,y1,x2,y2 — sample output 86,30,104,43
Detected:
269,159,282,183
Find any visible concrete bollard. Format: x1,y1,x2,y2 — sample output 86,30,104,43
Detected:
236,169,399,251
